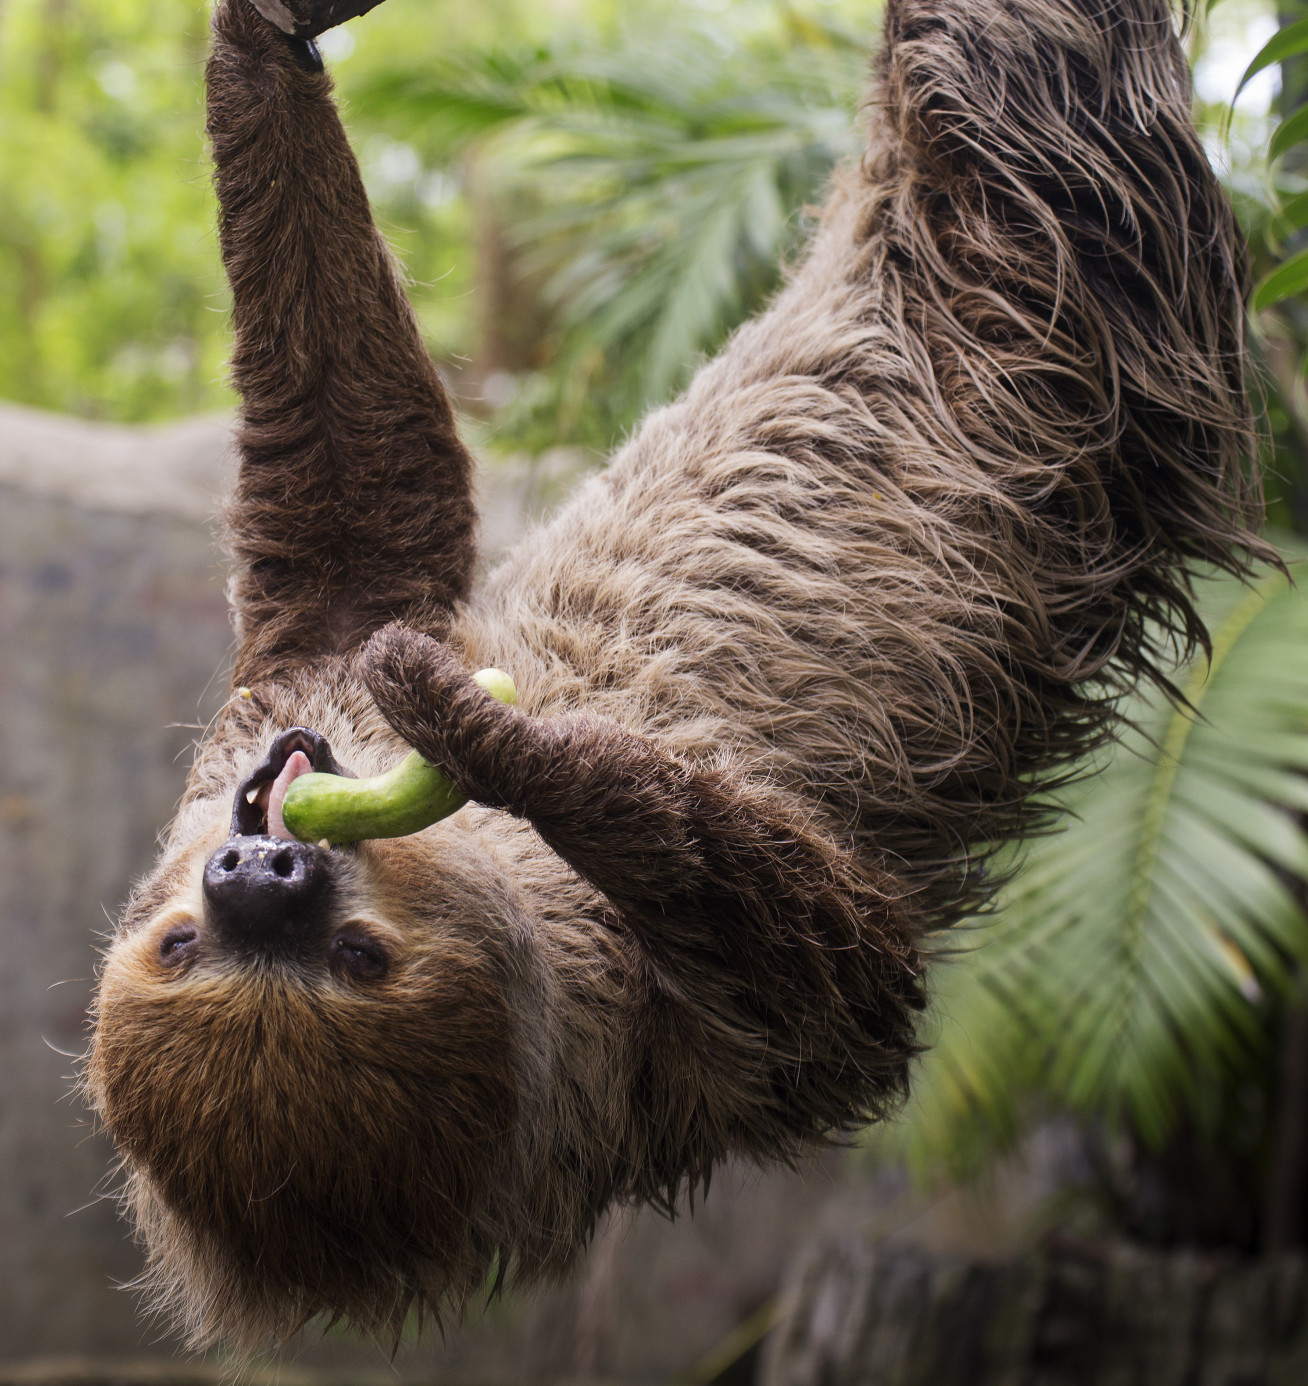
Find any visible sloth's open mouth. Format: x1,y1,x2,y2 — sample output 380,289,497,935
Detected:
230,729,353,839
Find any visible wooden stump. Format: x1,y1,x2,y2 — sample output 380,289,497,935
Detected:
761,1239,1308,1386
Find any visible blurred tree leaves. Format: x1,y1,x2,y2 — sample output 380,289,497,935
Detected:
0,0,227,419
0,0,872,433
358,8,866,449
1204,0,1308,532
0,0,520,421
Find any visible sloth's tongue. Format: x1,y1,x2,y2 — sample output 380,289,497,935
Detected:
267,750,313,841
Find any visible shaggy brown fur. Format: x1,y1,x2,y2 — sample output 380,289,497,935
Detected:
88,0,1271,1354
211,1,476,673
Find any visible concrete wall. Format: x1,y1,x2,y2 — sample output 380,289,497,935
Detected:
0,404,894,1380
0,408,236,1360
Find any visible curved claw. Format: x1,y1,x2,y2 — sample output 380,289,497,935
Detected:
247,0,387,42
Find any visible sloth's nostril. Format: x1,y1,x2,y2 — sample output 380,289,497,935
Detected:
271,850,294,879
222,849,240,872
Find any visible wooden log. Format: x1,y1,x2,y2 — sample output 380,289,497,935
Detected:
762,1240,1308,1386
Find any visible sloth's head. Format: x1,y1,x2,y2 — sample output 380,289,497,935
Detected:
86,724,539,1351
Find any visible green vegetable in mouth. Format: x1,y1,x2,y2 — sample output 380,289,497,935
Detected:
281,668,517,844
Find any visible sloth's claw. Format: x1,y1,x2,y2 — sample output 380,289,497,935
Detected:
288,36,324,74
246,0,386,42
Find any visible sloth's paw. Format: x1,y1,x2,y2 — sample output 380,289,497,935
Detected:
361,624,534,814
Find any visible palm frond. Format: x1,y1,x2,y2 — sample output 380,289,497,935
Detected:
876,546,1308,1179
357,15,867,448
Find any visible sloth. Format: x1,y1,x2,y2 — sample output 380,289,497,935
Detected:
87,0,1270,1355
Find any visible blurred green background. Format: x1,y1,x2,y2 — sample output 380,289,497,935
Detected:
0,0,876,444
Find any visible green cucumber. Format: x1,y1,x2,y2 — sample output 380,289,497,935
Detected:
281,667,517,844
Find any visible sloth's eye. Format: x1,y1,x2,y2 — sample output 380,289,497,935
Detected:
331,931,387,981
158,924,199,966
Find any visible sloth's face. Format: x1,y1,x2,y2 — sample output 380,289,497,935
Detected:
86,725,532,1348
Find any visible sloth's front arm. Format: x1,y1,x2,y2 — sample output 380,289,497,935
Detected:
211,0,476,679
363,624,923,1176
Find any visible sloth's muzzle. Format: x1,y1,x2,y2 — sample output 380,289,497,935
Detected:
202,834,333,956
198,728,354,959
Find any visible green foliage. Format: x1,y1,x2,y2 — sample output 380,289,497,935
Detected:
1231,13,1308,109
876,548,1308,1181
0,0,871,437
361,7,868,450
1234,4,1308,312
0,0,498,422
1252,246,1308,310
0,0,229,420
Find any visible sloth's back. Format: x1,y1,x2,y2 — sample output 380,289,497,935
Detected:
459,193,914,845
459,0,1270,919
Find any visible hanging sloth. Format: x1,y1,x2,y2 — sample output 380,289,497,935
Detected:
86,0,1270,1354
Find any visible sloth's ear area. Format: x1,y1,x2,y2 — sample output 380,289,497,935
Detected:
247,0,387,41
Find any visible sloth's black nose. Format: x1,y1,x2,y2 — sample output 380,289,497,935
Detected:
202,836,332,956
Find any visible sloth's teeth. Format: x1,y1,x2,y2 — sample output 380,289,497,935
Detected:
246,786,262,804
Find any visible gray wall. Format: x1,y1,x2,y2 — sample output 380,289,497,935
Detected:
0,407,236,1358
